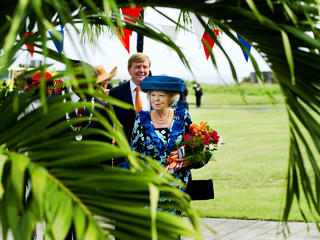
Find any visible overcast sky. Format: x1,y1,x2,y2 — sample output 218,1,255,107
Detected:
13,7,270,84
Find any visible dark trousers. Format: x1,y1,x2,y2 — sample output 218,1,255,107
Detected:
196,96,201,107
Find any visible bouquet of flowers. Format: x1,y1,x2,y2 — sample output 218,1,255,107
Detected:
165,121,221,172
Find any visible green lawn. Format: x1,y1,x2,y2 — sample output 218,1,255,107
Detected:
186,82,285,108
186,83,314,221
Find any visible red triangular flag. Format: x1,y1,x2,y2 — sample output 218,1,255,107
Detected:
201,29,219,60
116,28,131,53
121,7,142,24
121,7,142,36
24,32,35,57
116,7,142,53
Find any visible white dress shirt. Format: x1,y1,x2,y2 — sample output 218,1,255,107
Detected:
129,79,150,111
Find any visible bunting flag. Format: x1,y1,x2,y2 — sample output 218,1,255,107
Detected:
48,25,64,53
24,32,34,57
160,25,179,53
116,28,131,53
190,14,220,60
190,13,207,47
116,7,143,54
237,34,251,62
201,29,219,60
121,7,142,36
160,25,179,42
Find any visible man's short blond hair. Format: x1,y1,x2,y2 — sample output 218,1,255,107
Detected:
128,53,151,68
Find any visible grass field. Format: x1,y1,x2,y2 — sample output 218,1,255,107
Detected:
185,83,314,222
186,82,285,108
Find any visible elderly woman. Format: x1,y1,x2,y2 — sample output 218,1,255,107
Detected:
131,76,192,206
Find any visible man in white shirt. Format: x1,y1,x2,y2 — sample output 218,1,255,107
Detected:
109,53,151,147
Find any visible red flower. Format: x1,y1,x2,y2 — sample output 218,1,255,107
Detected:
183,133,191,141
210,130,217,137
189,125,194,134
203,134,211,145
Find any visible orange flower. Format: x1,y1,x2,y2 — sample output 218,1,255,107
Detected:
189,121,210,136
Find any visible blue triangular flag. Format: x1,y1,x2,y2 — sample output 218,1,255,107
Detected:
237,34,251,62
48,25,64,53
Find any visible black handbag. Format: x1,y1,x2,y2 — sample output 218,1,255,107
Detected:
186,179,214,200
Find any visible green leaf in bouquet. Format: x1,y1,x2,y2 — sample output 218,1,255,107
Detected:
202,151,213,165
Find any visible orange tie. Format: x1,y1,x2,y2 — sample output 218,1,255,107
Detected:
135,86,143,114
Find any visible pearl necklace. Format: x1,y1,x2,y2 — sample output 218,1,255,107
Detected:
154,109,172,125
62,90,95,141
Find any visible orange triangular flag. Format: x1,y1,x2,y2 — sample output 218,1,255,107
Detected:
201,29,219,60
116,28,131,53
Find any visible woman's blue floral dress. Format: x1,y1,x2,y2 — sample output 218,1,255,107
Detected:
131,106,192,194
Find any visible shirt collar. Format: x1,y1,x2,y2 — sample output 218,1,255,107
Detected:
130,79,139,92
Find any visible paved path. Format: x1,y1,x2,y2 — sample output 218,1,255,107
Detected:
183,218,320,240
189,106,287,112
2,218,319,239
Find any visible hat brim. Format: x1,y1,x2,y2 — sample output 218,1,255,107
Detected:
97,66,117,83
140,76,186,93
140,82,185,92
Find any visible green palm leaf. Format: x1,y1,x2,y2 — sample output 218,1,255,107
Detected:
0,89,201,239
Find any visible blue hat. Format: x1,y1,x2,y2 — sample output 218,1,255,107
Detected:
140,75,186,93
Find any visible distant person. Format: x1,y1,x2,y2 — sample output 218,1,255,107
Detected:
46,61,111,240
17,71,53,120
193,83,203,107
13,69,33,95
48,61,110,143
13,69,25,89
118,79,124,86
29,71,53,97
176,81,189,110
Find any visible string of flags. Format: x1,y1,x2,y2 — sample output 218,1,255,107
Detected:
48,25,64,54
237,34,251,62
23,25,65,58
116,7,142,53
22,8,252,62
24,32,34,57
201,29,219,60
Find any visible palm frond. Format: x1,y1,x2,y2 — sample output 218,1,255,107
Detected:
0,86,201,239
